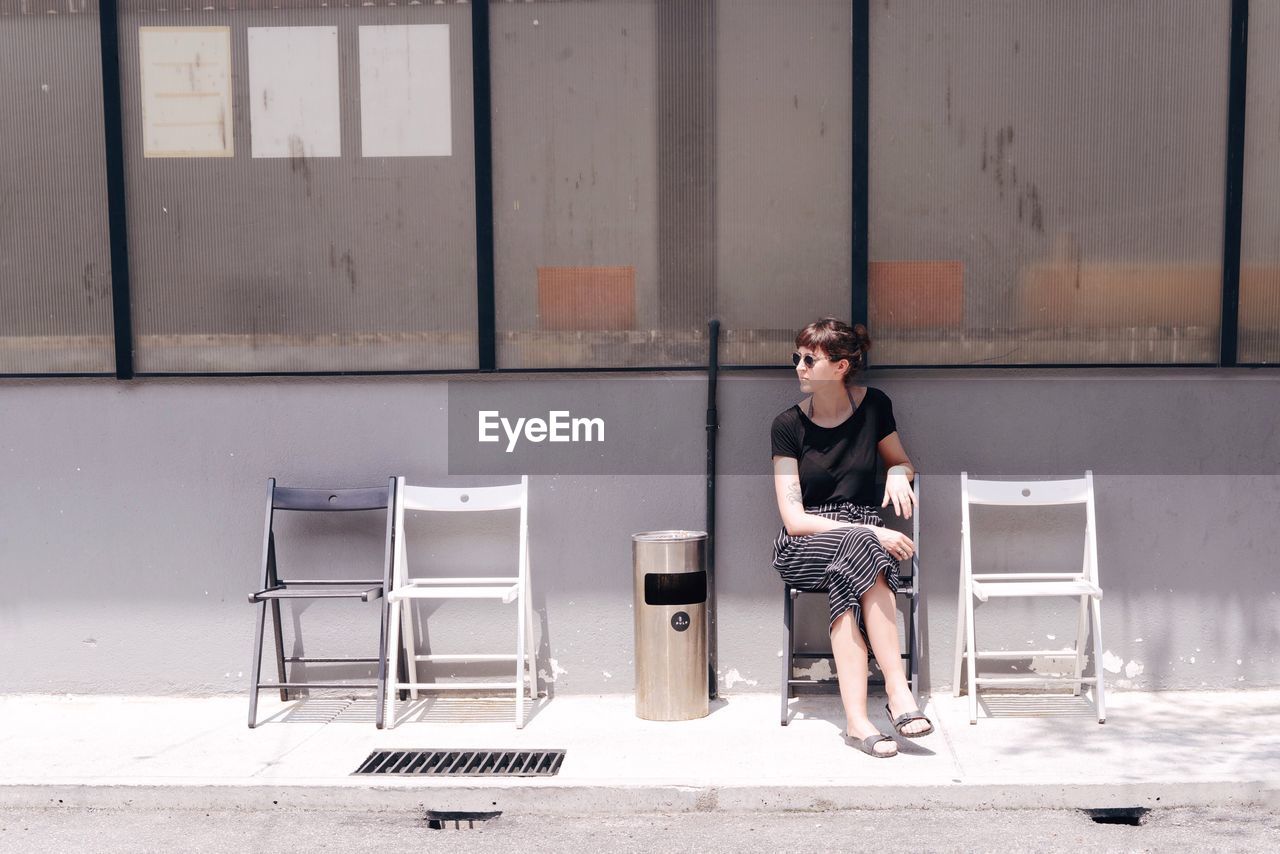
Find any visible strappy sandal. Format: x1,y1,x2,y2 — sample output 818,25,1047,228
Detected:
843,731,898,758
885,703,934,738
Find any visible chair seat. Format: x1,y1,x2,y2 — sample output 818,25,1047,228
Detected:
250,583,382,602
788,582,916,597
389,577,519,604
391,584,519,603
970,579,1102,602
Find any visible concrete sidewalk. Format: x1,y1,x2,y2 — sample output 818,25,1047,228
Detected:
1,690,1277,814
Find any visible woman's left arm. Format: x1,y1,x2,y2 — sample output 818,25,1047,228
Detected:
878,431,917,519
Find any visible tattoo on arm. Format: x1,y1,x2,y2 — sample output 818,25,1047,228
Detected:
785,482,803,506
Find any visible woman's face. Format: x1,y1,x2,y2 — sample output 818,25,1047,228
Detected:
794,345,848,393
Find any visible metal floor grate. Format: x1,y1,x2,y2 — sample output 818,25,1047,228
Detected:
354,749,565,777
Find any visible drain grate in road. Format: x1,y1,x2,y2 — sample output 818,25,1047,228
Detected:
354,749,565,777
424,810,502,830
1082,807,1150,826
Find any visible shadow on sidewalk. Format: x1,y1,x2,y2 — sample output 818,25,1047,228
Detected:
977,693,1099,718
258,697,380,725
783,691,939,756
390,695,551,726
253,694,553,727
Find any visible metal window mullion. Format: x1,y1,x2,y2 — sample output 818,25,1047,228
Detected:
471,0,497,372
97,0,135,380
1220,0,1249,367
851,0,870,342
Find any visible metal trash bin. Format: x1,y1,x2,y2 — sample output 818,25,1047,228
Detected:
632,530,709,721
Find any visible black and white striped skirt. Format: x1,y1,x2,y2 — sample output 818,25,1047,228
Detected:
773,502,901,639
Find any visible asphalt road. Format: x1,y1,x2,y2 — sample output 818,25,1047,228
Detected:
3,806,1278,852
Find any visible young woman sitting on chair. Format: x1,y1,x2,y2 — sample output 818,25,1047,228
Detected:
771,317,933,758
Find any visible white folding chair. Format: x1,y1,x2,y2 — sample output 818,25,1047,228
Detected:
953,472,1106,724
384,476,537,728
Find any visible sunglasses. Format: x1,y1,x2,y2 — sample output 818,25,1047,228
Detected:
792,352,837,368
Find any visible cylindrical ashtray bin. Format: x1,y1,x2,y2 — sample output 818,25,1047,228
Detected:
632,530,709,721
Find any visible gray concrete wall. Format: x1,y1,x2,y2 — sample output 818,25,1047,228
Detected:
2,370,1277,696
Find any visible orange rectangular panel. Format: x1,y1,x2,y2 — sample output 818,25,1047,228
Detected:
1017,263,1219,327
869,260,964,331
537,266,637,331
1240,265,1280,331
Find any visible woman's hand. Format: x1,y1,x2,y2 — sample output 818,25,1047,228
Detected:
881,465,917,519
872,526,915,561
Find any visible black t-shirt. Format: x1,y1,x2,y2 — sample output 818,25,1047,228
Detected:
770,387,898,507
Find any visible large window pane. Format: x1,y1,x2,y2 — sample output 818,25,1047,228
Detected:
120,1,476,373
1240,0,1280,365
716,0,852,366
491,0,671,369
869,0,1228,365
0,0,115,374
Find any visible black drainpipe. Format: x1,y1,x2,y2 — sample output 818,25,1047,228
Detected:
706,318,720,700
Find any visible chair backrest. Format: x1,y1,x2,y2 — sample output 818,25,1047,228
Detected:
399,481,525,513
962,476,1090,507
392,476,530,587
960,471,1098,585
272,483,391,512
261,478,396,585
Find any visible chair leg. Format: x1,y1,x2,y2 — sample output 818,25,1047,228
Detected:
385,598,402,730
270,599,288,702
906,584,918,699
402,599,421,701
965,592,979,725
952,578,966,698
396,641,410,702
525,593,538,702
1072,594,1089,697
375,594,390,730
248,599,268,728
515,590,527,729
780,588,794,726
1090,595,1107,723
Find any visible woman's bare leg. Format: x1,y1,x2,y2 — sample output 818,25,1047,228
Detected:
861,572,929,735
830,609,897,756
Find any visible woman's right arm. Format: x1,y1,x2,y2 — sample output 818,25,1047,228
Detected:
772,456,862,537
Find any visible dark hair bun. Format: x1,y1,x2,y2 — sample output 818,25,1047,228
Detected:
794,318,870,381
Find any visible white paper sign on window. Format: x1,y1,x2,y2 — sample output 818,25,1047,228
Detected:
138,27,234,158
358,24,452,158
247,27,342,159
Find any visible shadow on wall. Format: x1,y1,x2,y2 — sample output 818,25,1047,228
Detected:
715,471,1280,695
928,475,1280,693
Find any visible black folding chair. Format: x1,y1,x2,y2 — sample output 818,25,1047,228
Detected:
248,478,395,728
780,475,921,725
